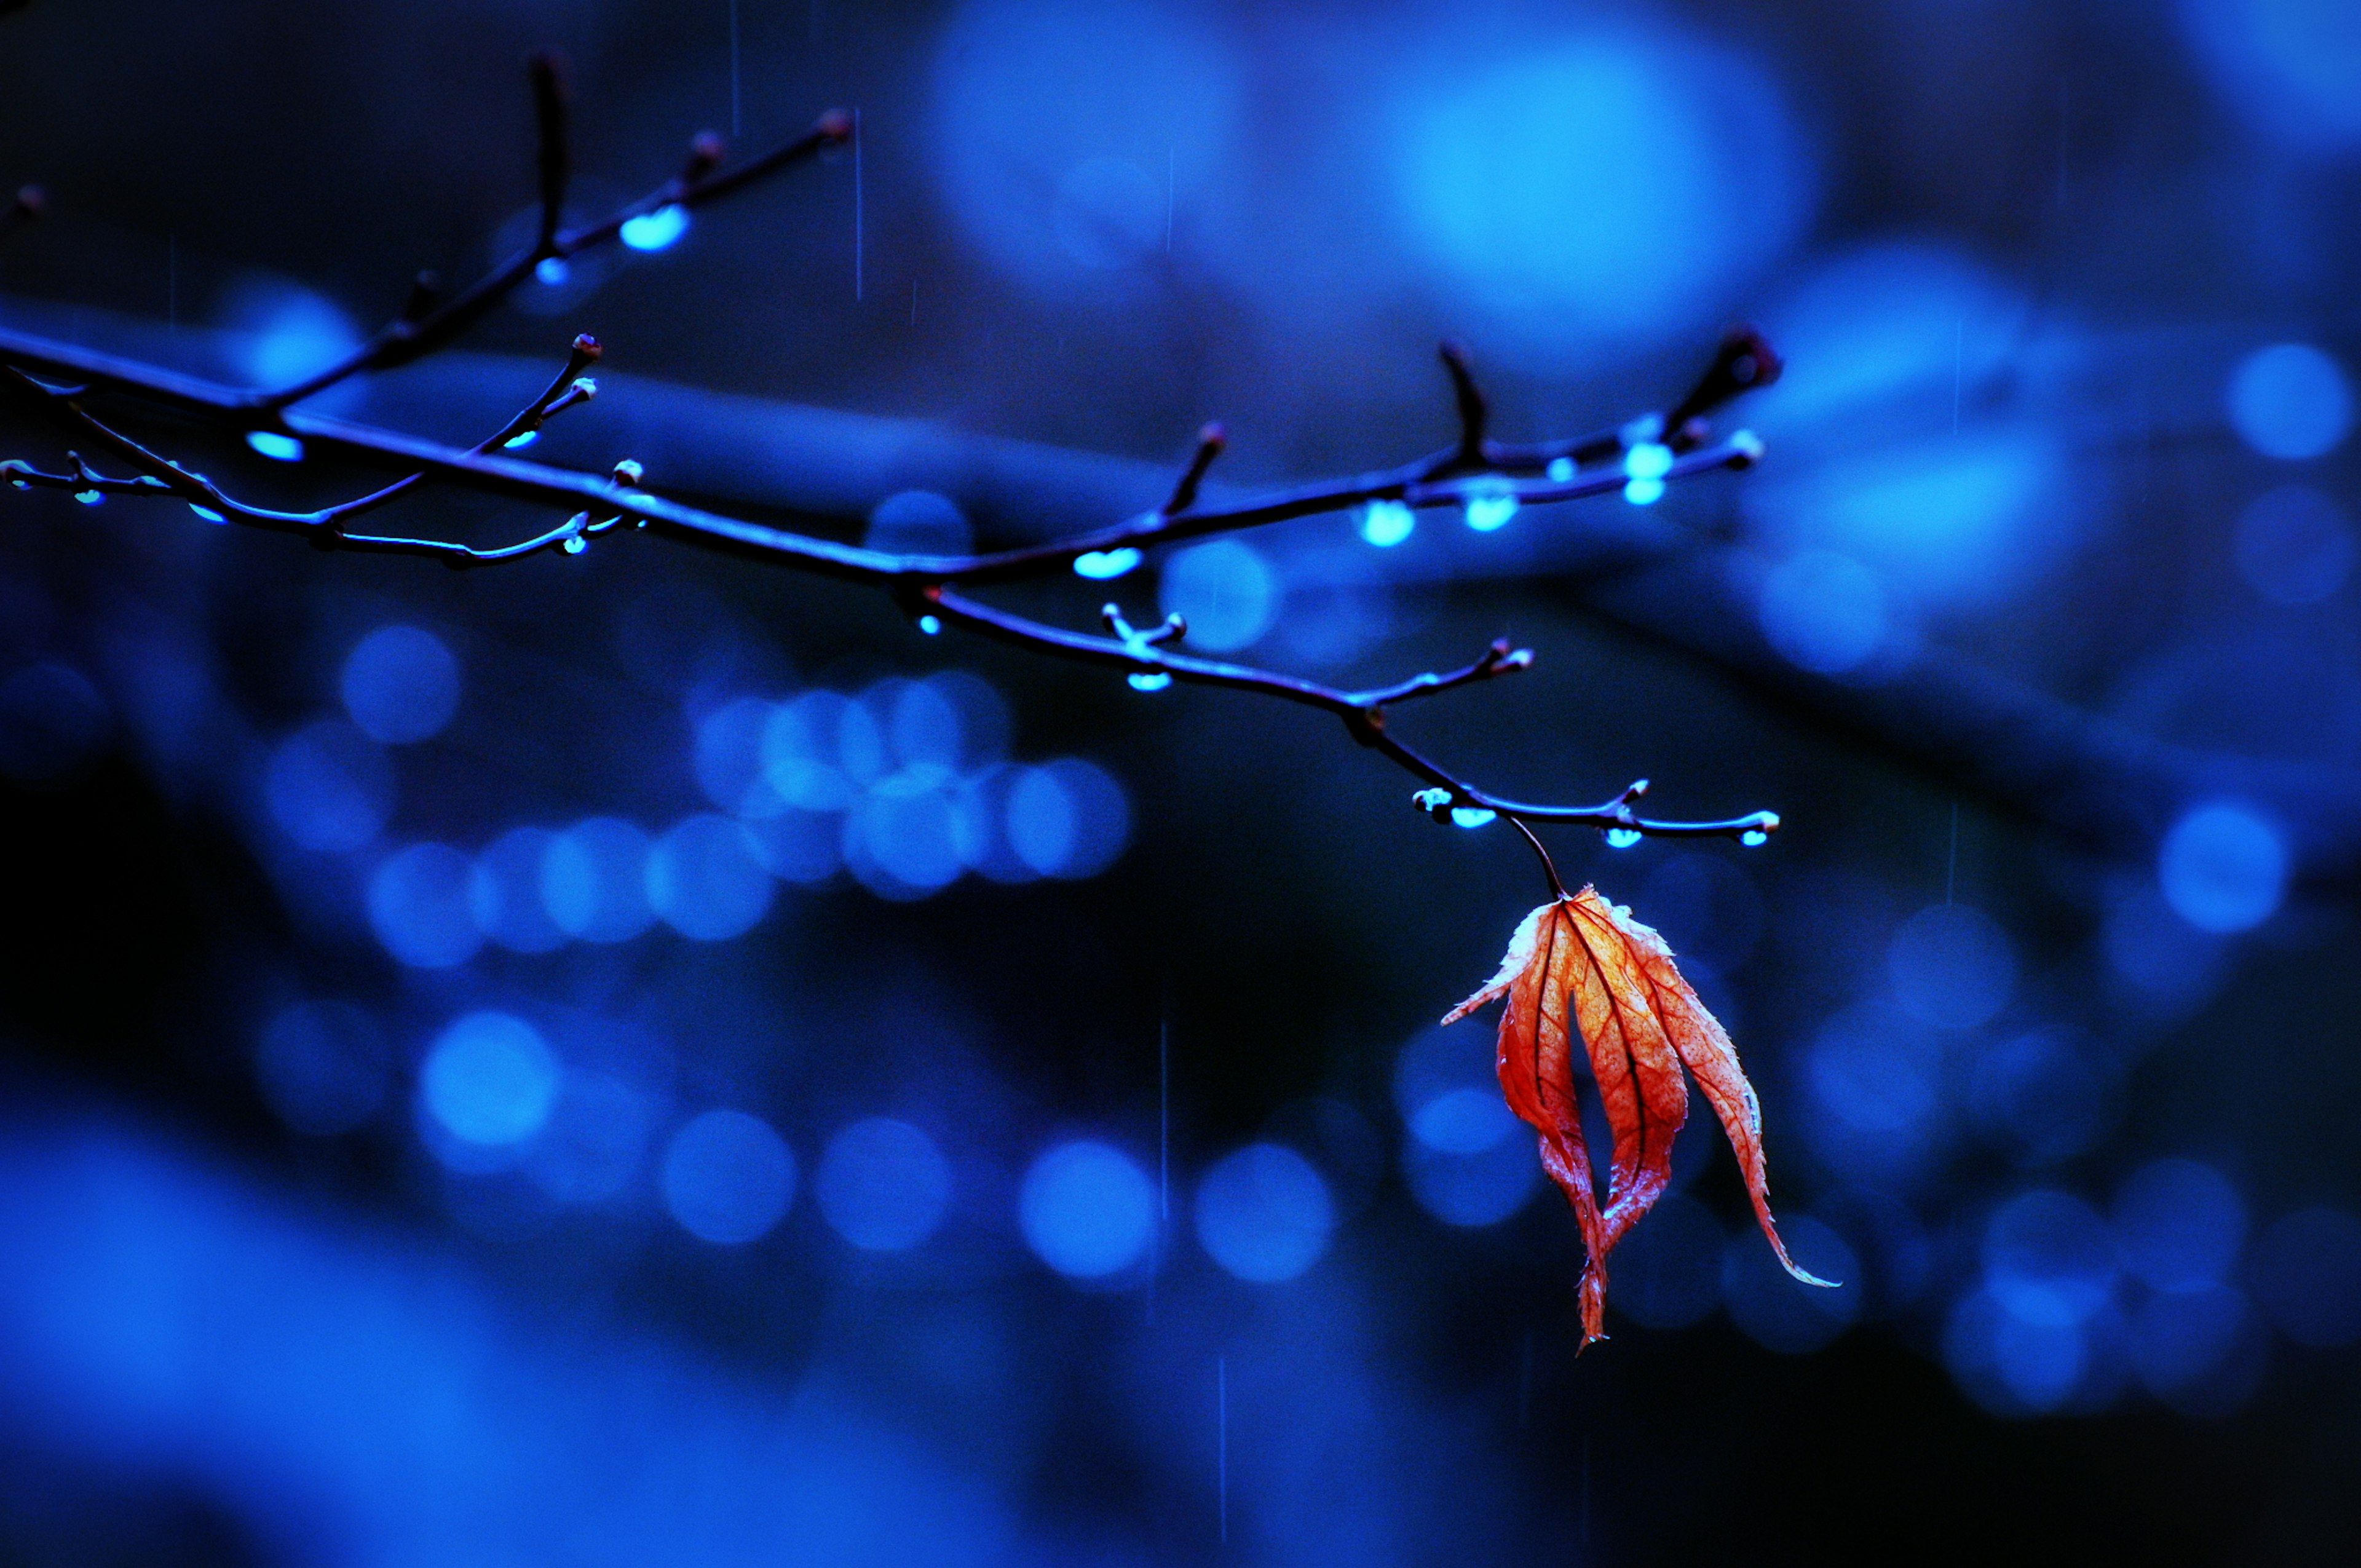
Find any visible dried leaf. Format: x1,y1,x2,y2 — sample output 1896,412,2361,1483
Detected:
1445,885,1832,1347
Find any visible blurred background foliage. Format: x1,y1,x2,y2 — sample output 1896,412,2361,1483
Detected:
3,0,2361,1562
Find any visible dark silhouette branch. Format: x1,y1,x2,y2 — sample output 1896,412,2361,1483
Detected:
0,43,1785,853
0,184,42,242
248,58,849,412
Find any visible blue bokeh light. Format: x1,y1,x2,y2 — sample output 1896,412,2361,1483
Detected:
2114,1159,2247,1291
1017,1140,1155,1281
1391,28,1811,353
850,785,966,897
646,814,773,940
253,1000,390,1137
1159,539,1276,652
2235,486,2355,603
468,826,569,954
661,1109,796,1245
524,1072,655,1206
340,624,461,745
541,817,656,943
930,0,1238,292
1966,1028,2121,1168
2226,343,2353,460
864,491,973,557
421,1012,560,1148
764,691,864,810
1888,903,2017,1029
1607,1192,1725,1331
2157,802,2287,932
263,718,392,853
695,695,778,817
223,279,362,402
816,1119,954,1253
2249,1206,2361,1347
1002,759,1129,879
1984,1190,2118,1323
2182,0,2361,147
1758,550,1892,675
1944,1285,2098,1417
367,842,483,968
1193,1143,1335,1284
1401,1134,1541,1228
1408,1087,1517,1155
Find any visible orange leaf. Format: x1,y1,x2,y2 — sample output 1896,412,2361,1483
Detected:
1445,885,1833,1348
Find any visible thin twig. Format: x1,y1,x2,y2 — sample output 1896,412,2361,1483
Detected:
251,60,848,411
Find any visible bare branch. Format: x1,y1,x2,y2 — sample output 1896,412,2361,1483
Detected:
1435,339,1489,473
1163,423,1226,515
253,61,848,410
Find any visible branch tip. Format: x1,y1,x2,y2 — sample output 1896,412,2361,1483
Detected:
1438,338,1487,464
1165,422,1227,514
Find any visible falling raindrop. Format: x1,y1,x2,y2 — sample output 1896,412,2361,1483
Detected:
189,504,226,523
1546,457,1576,483
1075,548,1144,580
1451,806,1498,829
534,256,572,287
1605,826,1643,849
917,614,943,635
247,431,304,462
504,429,540,449
1740,828,1770,847
563,536,588,555
1358,499,1416,547
1129,671,1173,692
1623,478,1666,506
1463,486,1519,532
620,204,690,252
73,489,103,506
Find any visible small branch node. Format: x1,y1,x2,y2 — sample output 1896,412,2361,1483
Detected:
1164,422,1227,515
1438,338,1489,467
400,272,442,323
683,132,727,186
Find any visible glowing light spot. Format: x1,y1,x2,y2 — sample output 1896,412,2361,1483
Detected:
421,1012,558,1147
1605,826,1643,849
1546,457,1576,483
930,0,1240,295
246,431,304,462
1393,33,1811,357
341,624,461,745
1358,499,1415,547
1127,671,1172,692
263,719,392,853
917,614,943,636
1758,550,1889,675
1193,1144,1334,1283
562,536,587,555
1073,548,1142,580
1984,1190,2117,1324
1624,441,1674,481
816,1119,953,1252
848,785,966,897
2114,1160,2246,1291
227,281,362,400
539,817,655,943
502,429,539,450
1888,903,2017,1028
2235,486,2355,603
1966,1028,2120,1167
646,814,773,940
619,204,690,252
761,692,860,811
468,826,568,953
1018,1140,1155,1280
1740,828,1770,847
1409,1087,1515,1155
2227,343,2352,460
1463,488,1519,532
2158,802,2286,933
1623,477,1666,505
534,256,571,287
1158,539,1275,651
190,504,226,523
366,842,483,968
254,1000,390,1137
661,1109,795,1245
1450,806,1497,830
693,695,779,818
1004,758,1130,878
864,490,972,556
